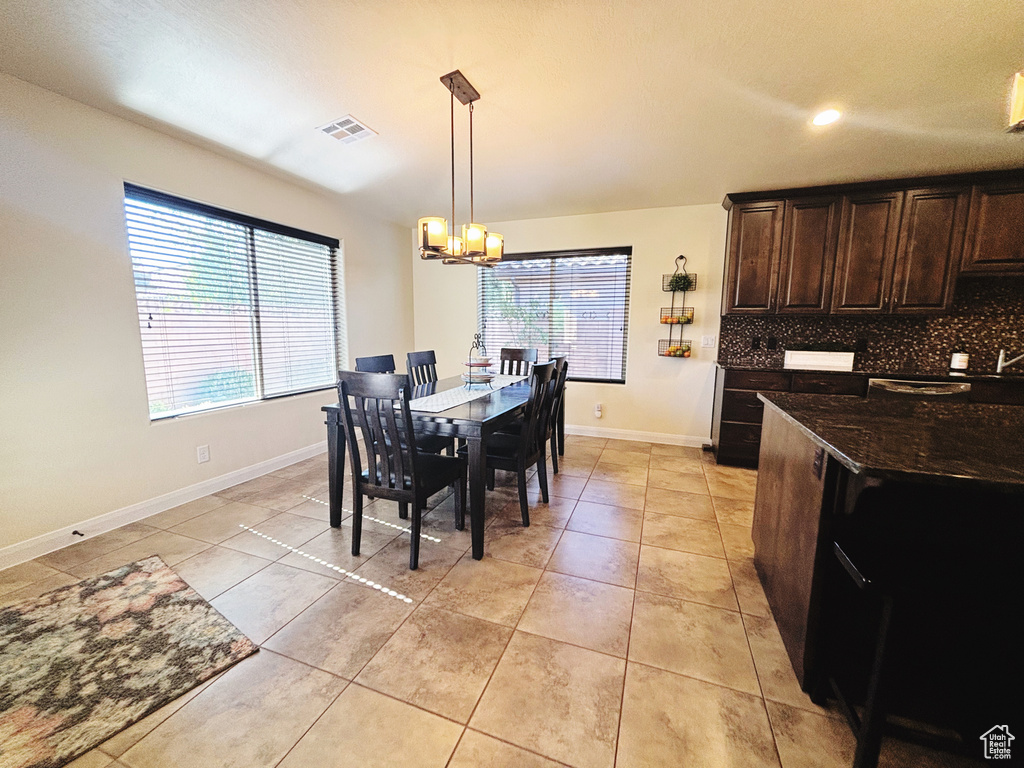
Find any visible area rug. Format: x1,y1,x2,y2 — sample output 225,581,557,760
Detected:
0,555,258,768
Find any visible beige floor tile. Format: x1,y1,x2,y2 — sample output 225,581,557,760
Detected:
744,614,830,716
552,456,597,478
448,729,568,768
527,471,588,500
588,462,649,486
629,591,760,695
471,632,625,768
0,572,81,608
547,529,640,588
36,522,161,571
518,571,633,657
210,562,337,644
648,468,710,494
720,522,756,560
563,434,607,450
122,651,345,768
713,495,756,527
644,487,717,520
233,477,330,513
66,531,212,579
765,701,854,768
730,557,772,617
356,605,512,722
0,559,66,596
498,495,577,529
650,443,705,458
597,449,651,468
483,518,563,568
425,554,542,626
636,545,737,609
168,501,277,544
99,673,224,756
284,496,334,522
172,546,272,601
566,500,643,542
648,454,705,473
65,749,114,768
218,512,328,560
351,536,465,601
213,473,290,503
267,454,328,479
263,580,414,679
277,523,398,578
704,467,759,502
278,683,462,768
579,479,646,510
144,495,230,529
603,438,652,454
641,513,725,557
617,662,780,768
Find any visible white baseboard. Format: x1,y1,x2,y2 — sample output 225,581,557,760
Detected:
564,424,710,448
0,442,328,571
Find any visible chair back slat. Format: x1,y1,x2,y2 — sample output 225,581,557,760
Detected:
338,371,416,494
499,347,538,376
407,350,439,386
355,354,396,373
519,361,555,458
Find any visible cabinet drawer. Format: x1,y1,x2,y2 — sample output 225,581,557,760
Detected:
724,369,792,391
791,373,867,396
969,381,1024,406
721,390,766,423
719,421,763,462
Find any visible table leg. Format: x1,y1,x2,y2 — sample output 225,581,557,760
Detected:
467,435,486,560
326,413,346,528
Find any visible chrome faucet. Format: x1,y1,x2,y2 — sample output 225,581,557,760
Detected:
996,349,1024,374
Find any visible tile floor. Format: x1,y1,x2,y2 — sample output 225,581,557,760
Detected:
2,437,985,768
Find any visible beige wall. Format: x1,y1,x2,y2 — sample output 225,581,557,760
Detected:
0,73,414,551
412,204,728,443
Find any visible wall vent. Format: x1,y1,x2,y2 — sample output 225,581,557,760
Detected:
317,115,376,144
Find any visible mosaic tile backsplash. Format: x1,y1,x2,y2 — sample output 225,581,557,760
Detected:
718,277,1024,374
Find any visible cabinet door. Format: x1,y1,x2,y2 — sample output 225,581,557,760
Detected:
961,180,1024,274
890,187,969,314
777,196,840,314
831,191,904,314
724,201,785,314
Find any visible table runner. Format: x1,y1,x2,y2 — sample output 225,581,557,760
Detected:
409,374,527,413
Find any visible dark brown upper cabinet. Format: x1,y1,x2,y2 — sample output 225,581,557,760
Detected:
776,196,840,314
890,187,969,313
831,191,904,314
724,200,784,314
961,180,1024,274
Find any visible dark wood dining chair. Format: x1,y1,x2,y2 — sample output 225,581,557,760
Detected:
355,354,396,373
407,350,438,385
337,371,466,570
462,360,555,527
499,347,538,376
496,357,568,474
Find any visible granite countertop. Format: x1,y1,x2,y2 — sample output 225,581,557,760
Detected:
719,363,1024,383
758,392,1024,492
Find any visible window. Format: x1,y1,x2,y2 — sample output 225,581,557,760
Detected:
123,184,345,419
477,247,632,383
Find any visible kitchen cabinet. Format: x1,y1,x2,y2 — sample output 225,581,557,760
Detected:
723,200,784,313
776,196,840,314
960,179,1024,274
831,191,904,314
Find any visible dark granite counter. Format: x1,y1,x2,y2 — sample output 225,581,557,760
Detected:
757,392,1024,492
719,363,1024,383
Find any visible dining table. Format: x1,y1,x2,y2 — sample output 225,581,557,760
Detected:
322,374,561,560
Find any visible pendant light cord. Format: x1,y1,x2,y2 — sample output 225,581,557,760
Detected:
469,101,475,224
450,81,456,244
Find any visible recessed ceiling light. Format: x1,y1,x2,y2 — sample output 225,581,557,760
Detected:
812,109,842,126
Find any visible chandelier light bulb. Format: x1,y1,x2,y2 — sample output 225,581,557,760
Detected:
812,108,842,126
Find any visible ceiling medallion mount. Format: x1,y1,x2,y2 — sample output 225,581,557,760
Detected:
418,70,503,265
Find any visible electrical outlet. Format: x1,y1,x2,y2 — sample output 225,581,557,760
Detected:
701,335,716,348
594,403,603,419
196,445,210,464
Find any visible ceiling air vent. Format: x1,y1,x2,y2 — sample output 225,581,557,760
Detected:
318,115,376,144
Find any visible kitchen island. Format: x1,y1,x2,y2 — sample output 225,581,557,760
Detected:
751,392,1022,761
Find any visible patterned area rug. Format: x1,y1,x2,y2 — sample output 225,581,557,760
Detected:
0,555,258,768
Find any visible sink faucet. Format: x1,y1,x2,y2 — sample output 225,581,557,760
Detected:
996,349,1024,374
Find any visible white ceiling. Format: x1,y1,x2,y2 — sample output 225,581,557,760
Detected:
2,0,1023,225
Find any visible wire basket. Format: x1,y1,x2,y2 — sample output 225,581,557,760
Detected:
658,339,692,358
659,307,694,324
662,273,698,292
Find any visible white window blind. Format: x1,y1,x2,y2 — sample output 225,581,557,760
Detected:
123,184,345,419
478,248,632,383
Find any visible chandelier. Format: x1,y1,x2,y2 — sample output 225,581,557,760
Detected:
418,70,503,265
